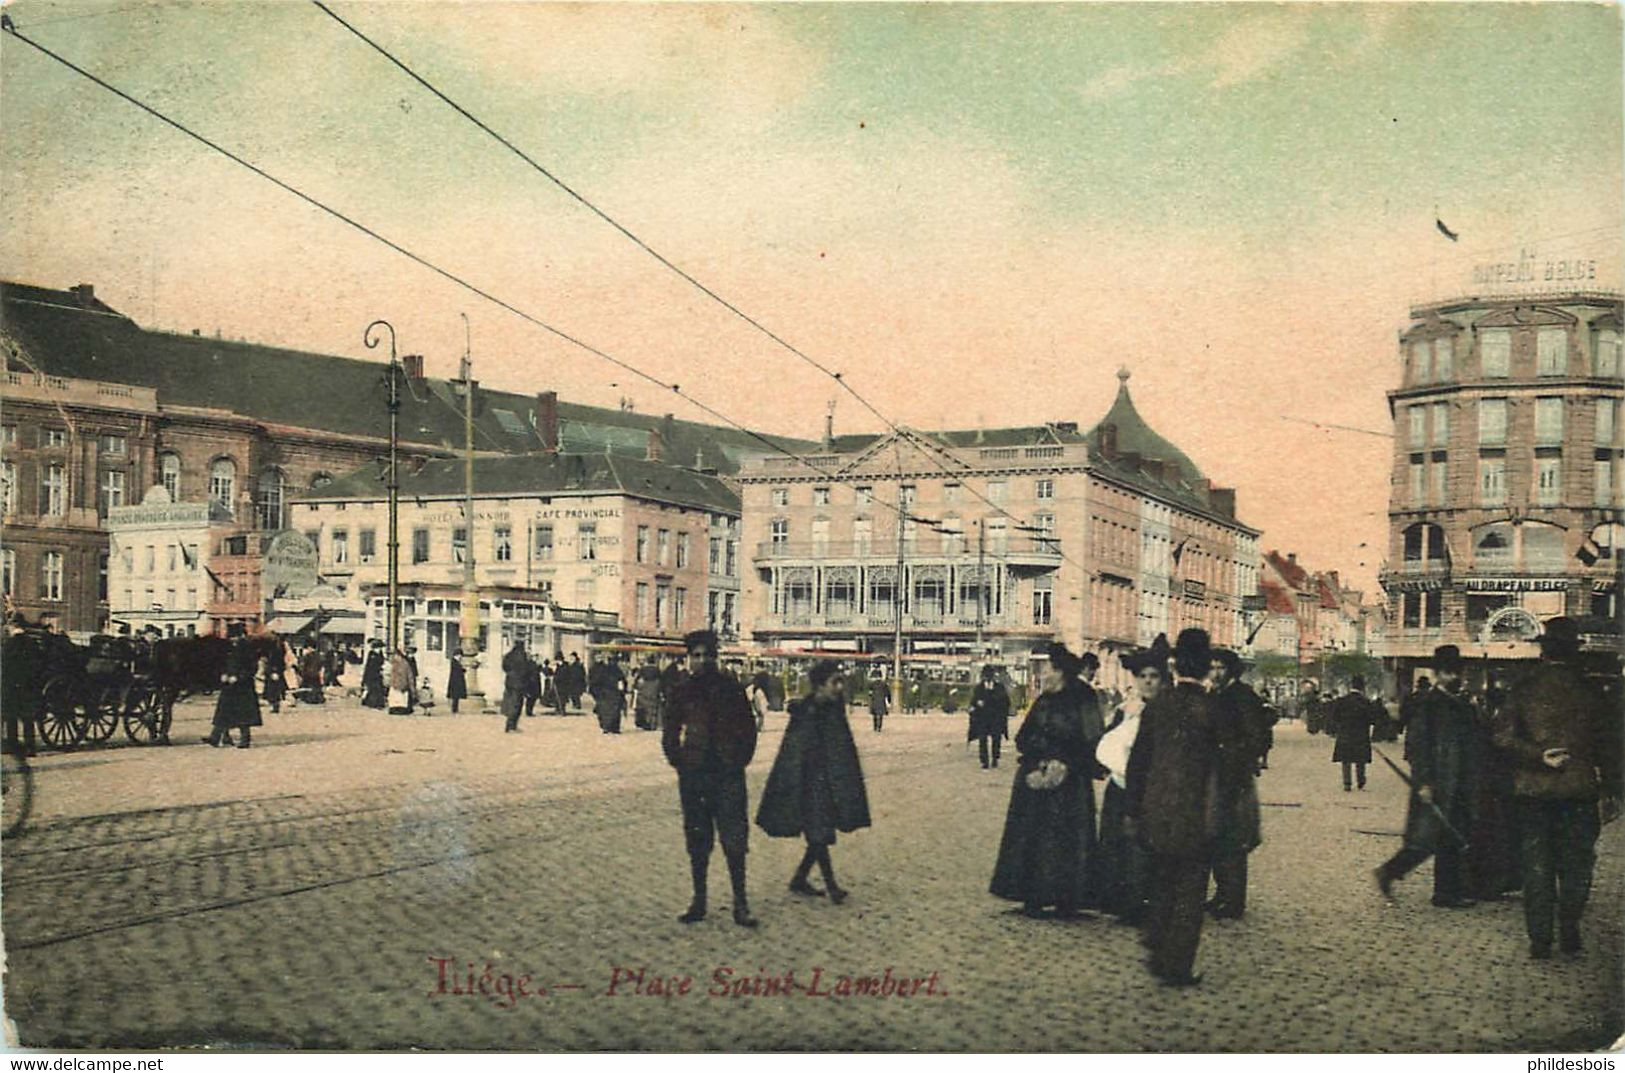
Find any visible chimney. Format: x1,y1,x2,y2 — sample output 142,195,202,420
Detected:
1287,552,1297,566
401,353,425,382
824,410,835,449
646,426,664,462
661,412,676,449
1053,420,1078,436
535,391,559,452
1210,487,1236,518
70,283,95,307
1099,422,1118,459
1194,476,1211,498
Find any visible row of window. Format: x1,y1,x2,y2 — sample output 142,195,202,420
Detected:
767,478,1056,510
118,543,203,576
633,526,691,568
1407,452,1621,508
0,427,127,454
1406,397,1620,449
0,549,65,601
766,514,1057,553
1407,326,1620,385
632,582,689,630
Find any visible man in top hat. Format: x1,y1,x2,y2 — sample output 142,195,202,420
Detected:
967,665,1011,769
1125,628,1221,986
1329,675,1384,791
1375,644,1479,908
662,629,760,927
1491,617,1621,958
1206,648,1272,919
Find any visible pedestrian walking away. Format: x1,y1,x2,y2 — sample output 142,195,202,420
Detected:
1375,645,1479,909
361,639,387,709
663,630,759,927
1490,618,1622,959
387,646,414,714
501,640,528,732
1329,676,1382,791
990,641,1104,920
968,665,1011,770
1125,628,1220,986
756,660,871,905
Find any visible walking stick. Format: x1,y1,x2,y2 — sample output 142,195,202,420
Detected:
1371,744,1471,851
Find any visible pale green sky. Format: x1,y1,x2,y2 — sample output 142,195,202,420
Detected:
1,2,1620,589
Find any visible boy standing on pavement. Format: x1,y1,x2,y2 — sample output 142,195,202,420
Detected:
663,630,759,927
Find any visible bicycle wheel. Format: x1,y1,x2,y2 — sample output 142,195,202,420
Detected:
38,677,86,749
2,749,32,839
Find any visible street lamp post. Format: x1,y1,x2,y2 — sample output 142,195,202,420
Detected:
364,320,401,654
455,313,486,710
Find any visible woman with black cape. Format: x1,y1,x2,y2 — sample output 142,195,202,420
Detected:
990,642,1104,918
756,660,871,904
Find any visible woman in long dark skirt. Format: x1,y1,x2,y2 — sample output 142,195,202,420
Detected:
446,651,468,714
990,642,1105,918
756,660,872,904
1094,637,1169,924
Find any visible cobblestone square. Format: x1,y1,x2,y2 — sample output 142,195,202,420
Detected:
3,699,1621,1051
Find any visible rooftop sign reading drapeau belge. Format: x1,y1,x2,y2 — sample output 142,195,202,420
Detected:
1471,247,1600,290
262,529,319,599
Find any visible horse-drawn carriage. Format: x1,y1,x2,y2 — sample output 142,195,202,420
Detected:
26,632,168,748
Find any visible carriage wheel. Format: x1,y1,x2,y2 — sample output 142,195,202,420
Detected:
38,677,87,749
123,687,163,744
83,687,122,744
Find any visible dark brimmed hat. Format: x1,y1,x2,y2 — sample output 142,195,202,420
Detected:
808,659,843,687
1431,644,1464,672
1538,616,1581,658
1121,634,1171,674
1211,648,1244,677
980,664,1000,679
1044,641,1083,678
683,629,720,656
1173,628,1212,678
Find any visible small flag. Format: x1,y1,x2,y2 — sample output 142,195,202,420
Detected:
1436,218,1459,242
1172,538,1189,567
178,541,195,569
1576,539,1601,567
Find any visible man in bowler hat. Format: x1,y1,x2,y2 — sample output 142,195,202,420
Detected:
663,629,760,926
1492,618,1621,958
1375,644,1479,908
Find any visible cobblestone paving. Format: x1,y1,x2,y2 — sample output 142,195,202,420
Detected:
2,701,1620,1052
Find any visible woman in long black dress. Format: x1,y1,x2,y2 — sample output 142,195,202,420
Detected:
205,625,263,749
756,660,872,904
990,642,1104,918
1094,635,1169,924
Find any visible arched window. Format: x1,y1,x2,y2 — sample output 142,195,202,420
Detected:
310,472,333,490
209,458,236,517
1473,524,1514,569
159,453,182,502
256,467,285,530
1401,522,1447,566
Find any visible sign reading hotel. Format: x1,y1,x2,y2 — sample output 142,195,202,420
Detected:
1471,247,1601,291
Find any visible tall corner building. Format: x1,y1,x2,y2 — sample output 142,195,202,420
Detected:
1380,290,1623,681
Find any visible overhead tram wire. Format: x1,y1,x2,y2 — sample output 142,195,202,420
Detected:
306,1,1101,577
0,21,989,546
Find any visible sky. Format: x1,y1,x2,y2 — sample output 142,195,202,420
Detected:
2,1,1621,595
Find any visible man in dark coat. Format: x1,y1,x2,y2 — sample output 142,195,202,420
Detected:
590,656,627,734
564,653,585,711
2,619,41,756
205,625,263,749
262,634,287,714
663,630,759,927
522,650,542,718
1375,645,1478,908
1125,628,1219,986
1398,677,1431,760
869,675,889,732
501,641,528,733
361,640,387,709
1492,618,1621,958
446,650,468,714
633,658,662,730
968,665,1011,769
1468,679,1520,901
1206,648,1270,919
1329,676,1381,791
757,660,870,903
